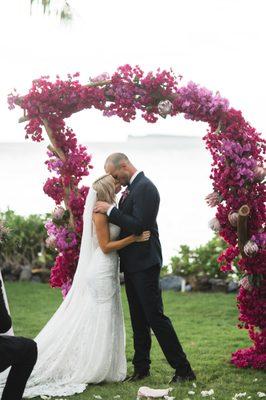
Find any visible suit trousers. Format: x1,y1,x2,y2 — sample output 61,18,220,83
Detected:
0,336,37,400
124,264,191,375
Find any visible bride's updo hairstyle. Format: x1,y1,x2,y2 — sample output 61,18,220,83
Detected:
92,174,116,204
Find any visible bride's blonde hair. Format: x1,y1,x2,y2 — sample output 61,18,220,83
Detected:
92,174,116,204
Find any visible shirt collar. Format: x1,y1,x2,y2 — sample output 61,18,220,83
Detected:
129,170,141,185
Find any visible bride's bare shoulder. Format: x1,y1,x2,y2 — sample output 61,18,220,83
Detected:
92,212,108,225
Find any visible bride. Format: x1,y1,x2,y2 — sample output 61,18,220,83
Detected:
0,174,150,398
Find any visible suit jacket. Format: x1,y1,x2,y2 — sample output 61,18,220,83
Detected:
0,282,11,334
108,172,162,273
0,281,14,371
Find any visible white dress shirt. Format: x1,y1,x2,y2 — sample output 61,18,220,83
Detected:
107,171,141,216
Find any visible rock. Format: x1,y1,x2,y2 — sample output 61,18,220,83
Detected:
160,275,182,291
19,265,32,281
185,284,192,292
2,273,16,282
227,281,239,293
31,276,42,283
187,276,212,291
209,278,227,292
31,268,50,283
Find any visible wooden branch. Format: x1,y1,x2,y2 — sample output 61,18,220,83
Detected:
47,144,63,160
18,115,29,123
237,204,250,257
42,119,75,229
42,118,66,162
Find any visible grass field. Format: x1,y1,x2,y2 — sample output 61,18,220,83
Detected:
4,282,265,400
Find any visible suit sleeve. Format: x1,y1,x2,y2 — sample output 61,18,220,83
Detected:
0,281,12,333
109,183,160,235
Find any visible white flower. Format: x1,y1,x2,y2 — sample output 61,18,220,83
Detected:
244,240,259,257
114,396,121,399
208,217,220,232
192,383,197,388
188,391,195,395
164,396,175,400
257,393,266,398
201,389,214,397
253,378,258,382
158,100,173,116
228,211,238,227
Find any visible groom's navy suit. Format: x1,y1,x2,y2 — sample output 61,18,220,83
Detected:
109,172,192,375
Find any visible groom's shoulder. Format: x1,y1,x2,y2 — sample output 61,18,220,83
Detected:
138,174,159,192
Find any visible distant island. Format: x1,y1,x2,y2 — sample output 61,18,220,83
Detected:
127,134,199,140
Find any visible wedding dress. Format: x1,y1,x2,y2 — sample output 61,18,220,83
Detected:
0,188,127,398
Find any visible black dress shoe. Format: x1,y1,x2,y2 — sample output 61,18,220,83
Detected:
123,370,150,382
169,370,196,384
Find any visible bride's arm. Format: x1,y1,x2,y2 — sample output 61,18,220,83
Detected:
93,213,149,254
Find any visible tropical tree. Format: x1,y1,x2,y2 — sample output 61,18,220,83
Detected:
30,0,72,21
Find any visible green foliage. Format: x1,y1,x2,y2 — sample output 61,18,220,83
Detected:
6,282,265,400
0,210,56,272
169,235,230,280
30,0,72,21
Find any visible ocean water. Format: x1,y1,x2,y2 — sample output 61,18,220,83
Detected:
0,136,215,265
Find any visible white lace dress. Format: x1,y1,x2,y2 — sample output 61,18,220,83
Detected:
10,222,126,398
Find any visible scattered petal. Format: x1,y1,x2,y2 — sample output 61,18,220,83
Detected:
232,393,247,400
201,389,214,397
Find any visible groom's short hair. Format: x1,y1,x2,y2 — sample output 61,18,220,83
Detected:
105,153,129,168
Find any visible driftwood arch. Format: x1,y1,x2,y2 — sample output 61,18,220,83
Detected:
8,65,265,369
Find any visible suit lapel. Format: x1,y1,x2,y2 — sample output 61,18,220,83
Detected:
118,172,144,209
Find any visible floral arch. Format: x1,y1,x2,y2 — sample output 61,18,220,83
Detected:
8,65,265,369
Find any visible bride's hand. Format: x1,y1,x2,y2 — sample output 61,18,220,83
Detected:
135,231,151,242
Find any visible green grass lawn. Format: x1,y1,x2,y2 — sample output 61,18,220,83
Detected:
4,282,266,400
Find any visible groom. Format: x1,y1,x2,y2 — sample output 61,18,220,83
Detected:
94,153,195,383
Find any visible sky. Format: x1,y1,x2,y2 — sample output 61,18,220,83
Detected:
0,0,266,143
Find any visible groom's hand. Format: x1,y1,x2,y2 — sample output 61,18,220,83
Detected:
94,201,112,214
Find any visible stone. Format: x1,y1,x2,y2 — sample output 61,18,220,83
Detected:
227,280,239,293
19,265,32,281
31,276,42,283
31,268,50,283
209,278,227,292
160,275,182,291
